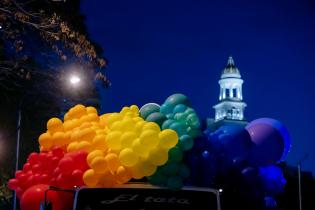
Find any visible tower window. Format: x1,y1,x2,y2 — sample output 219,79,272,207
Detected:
225,89,229,98
233,88,237,98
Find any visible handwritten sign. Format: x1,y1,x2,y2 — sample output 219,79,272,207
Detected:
73,184,220,210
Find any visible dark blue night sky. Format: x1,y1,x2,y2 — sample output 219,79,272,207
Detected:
81,0,315,173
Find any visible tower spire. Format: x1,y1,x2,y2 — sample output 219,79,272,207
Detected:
213,56,247,121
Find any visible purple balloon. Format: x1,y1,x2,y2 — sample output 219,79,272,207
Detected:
245,118,291,166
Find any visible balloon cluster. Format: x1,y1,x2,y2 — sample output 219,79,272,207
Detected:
83,105,179,188
140,94,202,189
7,147,87,199
187,118,291,208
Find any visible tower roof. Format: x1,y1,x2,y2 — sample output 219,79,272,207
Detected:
221,56,241,78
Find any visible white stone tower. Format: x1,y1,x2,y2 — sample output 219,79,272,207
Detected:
213,56,247,121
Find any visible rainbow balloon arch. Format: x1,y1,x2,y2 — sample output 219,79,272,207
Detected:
7,93,291,210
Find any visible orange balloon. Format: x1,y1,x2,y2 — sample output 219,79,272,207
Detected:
105,153,120,172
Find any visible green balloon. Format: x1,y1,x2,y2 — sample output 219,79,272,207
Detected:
167,176,183,190
168,146,183,163
184,107,195,115
146,112,167,127
187,113,201,128
161,162,179,176
162,119,176,130
160,103,173,115
187,127,201,138
178,163,190,179
179,135,194,151
140,103,160,119
165,93,191,107
169,122,186,137
174,112,188,122
148,172,167,186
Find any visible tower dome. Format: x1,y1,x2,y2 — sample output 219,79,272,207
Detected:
221,56,241,79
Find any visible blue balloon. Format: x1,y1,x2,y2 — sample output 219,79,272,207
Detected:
259,166,286,195
246,118,291,166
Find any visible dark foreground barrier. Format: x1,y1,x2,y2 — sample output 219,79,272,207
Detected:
73,183,221,210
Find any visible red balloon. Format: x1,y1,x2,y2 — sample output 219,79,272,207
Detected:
53,167,61,177
23,163,32,172
7,179,19,190
40,174,51,184
31,163,42,173
33,173,42,184
16,187,24,199
71,169,84,187
52,147,64,158
27,153,39,165
58,157,74,175
25,175,35,189
17,173,27,185
51,156,60,167
20,184,62,210
15,170,23,178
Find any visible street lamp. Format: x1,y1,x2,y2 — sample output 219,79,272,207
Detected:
69,75,81,86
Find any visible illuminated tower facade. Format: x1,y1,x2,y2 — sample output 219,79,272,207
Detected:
213,56,247,121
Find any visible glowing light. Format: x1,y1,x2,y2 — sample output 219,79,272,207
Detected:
219,188,223,193
69,75,81,85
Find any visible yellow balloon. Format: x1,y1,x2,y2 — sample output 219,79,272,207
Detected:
129,164,144,179
86,106,98,114
92,134,107,151
126,113,135,119
134,121,146,134
138,160,157,177
91,156,108,174
83,169,99,187
132,138,149,158
120,131,137,148
87,150,104,167
142,122,161,132
148,147,168,166
107,113,123,127
105,153,120,172
116,166,132,184
130,105,139,114
38,132,52,149
120,106,130,115
132,117,144,123
109,121,122,131
77,141,92,152
106,131,122,151
120,118,135,132
52,132,65,147
47,118,63,133
139,130,159,148
158,129,179,149
67,141,78,152
119,148,139,167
